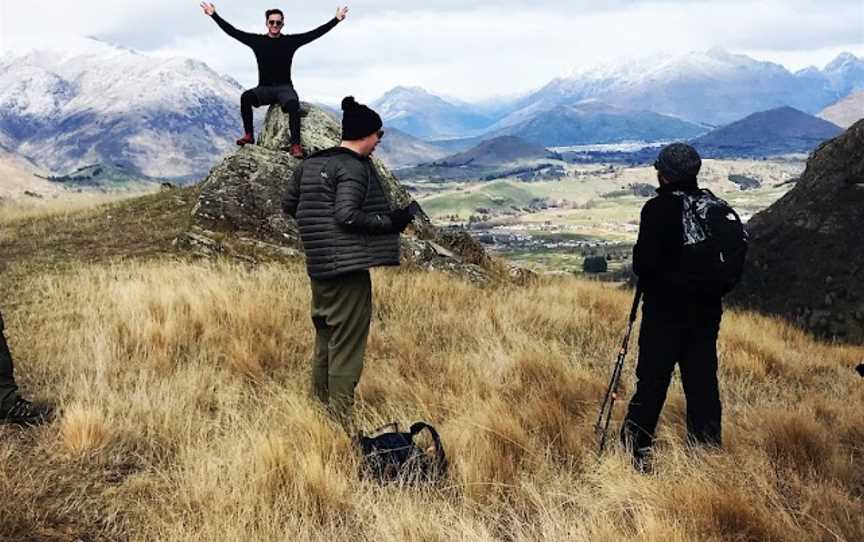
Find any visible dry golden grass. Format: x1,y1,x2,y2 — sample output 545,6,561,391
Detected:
0,192,149,226
0,259,861,541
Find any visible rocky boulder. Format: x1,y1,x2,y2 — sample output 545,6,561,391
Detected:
183,104,510,283
731,119,864,341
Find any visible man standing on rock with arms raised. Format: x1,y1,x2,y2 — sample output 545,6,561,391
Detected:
282,97,418,428
201,2,348,158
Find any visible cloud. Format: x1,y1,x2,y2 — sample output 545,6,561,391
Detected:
1,0,862,102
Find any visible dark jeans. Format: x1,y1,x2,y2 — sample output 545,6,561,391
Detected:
241,85,301,144
621,316,722,455
0,311,19,408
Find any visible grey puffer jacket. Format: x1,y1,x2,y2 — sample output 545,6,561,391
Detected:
282,147,401,279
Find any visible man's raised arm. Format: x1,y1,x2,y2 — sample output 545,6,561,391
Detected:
292,6,348,47
201,3,256,47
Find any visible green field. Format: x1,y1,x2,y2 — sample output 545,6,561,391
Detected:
420,181,541,218
416,159,800,244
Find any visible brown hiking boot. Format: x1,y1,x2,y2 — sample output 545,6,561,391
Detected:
288,143,305,159
236,133,255,146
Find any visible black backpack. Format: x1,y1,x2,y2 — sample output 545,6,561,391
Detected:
673,188,749,295
357,422,448,483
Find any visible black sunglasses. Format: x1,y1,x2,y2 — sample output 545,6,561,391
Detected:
268,19,284,27
376,130,385,139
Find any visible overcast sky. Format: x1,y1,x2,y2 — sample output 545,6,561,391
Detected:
1,0,862,104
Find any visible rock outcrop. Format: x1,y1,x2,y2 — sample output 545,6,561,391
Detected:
181,104,514,284
731,119,864,342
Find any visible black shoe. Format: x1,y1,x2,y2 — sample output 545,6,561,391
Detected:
0,397,53,426
630,449,654,475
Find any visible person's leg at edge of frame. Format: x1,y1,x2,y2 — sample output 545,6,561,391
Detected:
0,312,19,409
621,319,682,465
679,320,722,447
326,271,372,431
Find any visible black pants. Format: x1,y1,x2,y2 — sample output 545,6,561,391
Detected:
240,85,301,144
0,312,19,408
621,316,722,455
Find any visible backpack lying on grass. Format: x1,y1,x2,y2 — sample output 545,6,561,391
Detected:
357,422,448,483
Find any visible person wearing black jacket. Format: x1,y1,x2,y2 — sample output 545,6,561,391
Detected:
621,143,723,470
201,3,348,158
0,310,51,425
283,96,417,426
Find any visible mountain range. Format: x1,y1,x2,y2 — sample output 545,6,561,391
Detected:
0,37,243,181
376,50,861,151
0,41,860,181
499,49,861,128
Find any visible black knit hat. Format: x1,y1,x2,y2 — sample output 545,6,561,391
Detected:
654,143,702,183
341,96,383,140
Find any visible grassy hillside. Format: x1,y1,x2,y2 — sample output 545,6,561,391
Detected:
0,194,862,541
421,181,541,218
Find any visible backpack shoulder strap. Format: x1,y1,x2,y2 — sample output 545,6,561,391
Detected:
409,422,447,471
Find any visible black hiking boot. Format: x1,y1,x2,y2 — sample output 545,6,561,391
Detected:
630,448,654,475
0,397,53,426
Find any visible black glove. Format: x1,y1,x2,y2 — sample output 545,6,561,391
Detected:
388,207,415,233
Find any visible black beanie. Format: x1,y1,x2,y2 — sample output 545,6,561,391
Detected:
341,96,383,140
654,142,702,183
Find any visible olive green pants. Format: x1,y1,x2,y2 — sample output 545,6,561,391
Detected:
310,270,372,425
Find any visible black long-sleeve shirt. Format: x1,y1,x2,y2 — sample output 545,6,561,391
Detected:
633,181,722,323
212,13,339,87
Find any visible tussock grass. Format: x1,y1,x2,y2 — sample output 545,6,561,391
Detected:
0,259,861,541
0,192,148,226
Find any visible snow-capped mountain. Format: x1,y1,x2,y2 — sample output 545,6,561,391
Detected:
498,49,863,128
0,37,245,180
819,52,864,98
372,86,496,140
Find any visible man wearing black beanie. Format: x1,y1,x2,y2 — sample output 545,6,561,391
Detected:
621,142,747,472
282,96,419,427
